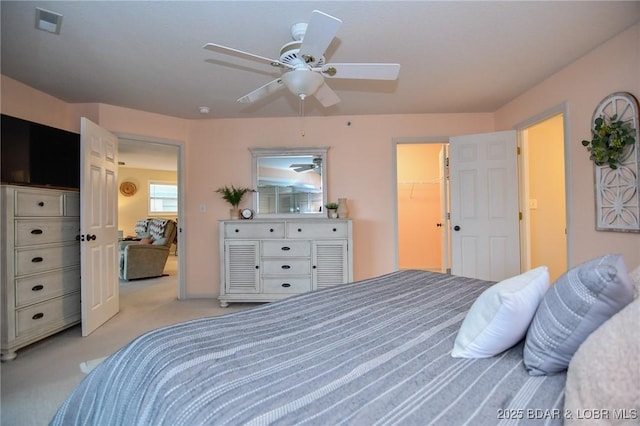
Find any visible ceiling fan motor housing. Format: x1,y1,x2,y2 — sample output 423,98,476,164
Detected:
280,41,325,68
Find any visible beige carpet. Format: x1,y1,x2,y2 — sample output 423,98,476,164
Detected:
0,257,255,425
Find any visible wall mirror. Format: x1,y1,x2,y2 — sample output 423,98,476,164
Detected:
250,147,328,217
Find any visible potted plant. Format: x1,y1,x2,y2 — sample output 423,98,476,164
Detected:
216,185,255,219
325,202,339,218
582,114,636,169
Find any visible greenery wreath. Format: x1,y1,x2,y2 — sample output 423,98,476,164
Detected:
582,114,636,169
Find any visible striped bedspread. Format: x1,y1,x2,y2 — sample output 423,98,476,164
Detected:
51,270,566,425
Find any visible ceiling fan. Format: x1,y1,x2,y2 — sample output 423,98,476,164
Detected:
290,157,322,173
203,10,400,108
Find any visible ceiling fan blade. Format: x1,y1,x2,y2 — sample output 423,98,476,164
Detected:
203,43,294,70
317,63,401,80
237,78,284,104
314,82,340,107
298,10,342,64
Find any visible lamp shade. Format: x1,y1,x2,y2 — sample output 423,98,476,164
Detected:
282,70,324,99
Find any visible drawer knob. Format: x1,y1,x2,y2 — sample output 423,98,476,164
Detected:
255,265,259,269
281,265,291,269
38,201,45,207
235,229,239,233
313,265,317,269
281,246,291,251
297,228,302,232
333,228,337,232
281,283,291,288
269,228,274,232
32,257,44,263
32,313,44,320
32,285,44,292
30,229,44,235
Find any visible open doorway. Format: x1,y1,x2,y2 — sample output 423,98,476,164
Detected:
395,141,448,272
394,118,568,281
117,136,185,298
519,113,568,281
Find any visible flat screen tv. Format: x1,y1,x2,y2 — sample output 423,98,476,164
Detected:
1,114,80,189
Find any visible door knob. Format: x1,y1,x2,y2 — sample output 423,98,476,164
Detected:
453,225,461,231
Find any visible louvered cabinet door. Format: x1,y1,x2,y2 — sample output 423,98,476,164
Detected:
312,240,349,290
224,241,260,294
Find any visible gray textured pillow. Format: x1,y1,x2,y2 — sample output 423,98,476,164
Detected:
523,254,634,376
629,264,640,299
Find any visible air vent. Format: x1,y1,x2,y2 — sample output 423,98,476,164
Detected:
35,8,63,34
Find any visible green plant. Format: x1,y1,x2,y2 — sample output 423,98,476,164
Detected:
582,114,636,169
325,202,339,210
215,185,254,208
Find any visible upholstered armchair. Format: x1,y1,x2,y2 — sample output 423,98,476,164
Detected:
119,218,177,281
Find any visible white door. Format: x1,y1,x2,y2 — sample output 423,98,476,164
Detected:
80,118,119,336
449,130,520,281
439,145,450,273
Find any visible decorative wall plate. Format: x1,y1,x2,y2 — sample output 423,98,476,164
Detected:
119,181,137,197
592,92,639,232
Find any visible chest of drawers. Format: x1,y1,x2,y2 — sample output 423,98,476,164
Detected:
1,185,81,361
219,219,353,307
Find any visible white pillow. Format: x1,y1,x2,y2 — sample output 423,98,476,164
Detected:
451,266,550,358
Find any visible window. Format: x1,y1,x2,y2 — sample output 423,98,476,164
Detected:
149,181,177,215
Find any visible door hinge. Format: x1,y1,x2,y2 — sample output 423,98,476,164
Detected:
519,212,523,220
446,212,450,220
445,157,449,166
517,146,521,155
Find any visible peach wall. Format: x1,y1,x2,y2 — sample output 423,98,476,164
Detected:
3,22,638,297
185,114,494,295
495,23,640,270
1,76,494,296
1,76,73,130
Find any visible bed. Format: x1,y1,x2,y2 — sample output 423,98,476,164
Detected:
51,269,580,425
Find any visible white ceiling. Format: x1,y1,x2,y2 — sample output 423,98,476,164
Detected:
2,1,639,121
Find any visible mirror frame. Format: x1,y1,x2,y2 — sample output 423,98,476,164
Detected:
250,147,329,218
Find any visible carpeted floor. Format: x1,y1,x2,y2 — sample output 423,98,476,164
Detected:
0,257,255,425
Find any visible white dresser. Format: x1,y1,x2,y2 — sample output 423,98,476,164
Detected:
1,185,81,361
219,219,353,307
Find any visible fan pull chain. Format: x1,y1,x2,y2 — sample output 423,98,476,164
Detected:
298,97,306,137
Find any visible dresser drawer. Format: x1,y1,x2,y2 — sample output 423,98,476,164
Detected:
15,267,81,307
16,292,81,338
263,277,312,294
15,243,80,276
15,218,80,246
64,193,80,217
225,222,285,239
15,191,64,217
286,221,349,239
262,259,310,275
262,240,310,257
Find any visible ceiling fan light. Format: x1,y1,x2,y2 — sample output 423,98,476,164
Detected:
282,70,324,99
